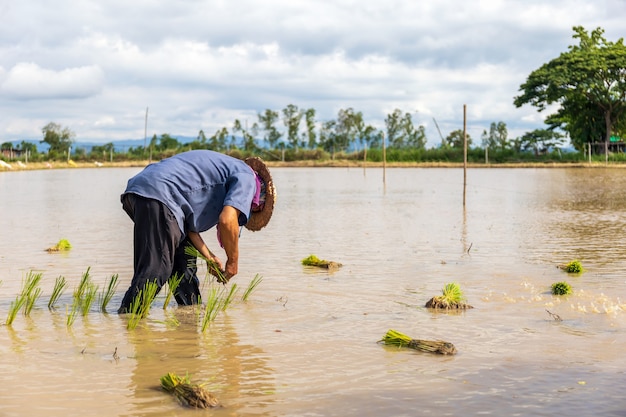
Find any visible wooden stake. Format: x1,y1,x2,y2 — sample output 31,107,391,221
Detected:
463,104,467,207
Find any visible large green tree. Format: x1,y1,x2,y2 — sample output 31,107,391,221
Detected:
514,26,626,150
41,122,75,155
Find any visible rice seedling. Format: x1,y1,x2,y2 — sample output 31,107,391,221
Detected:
160,372,220,408
6,296,26,325
81,282,99,316
99,274,118,312
241,274,263,302
551,281,572,295
184,245,228,284
48,275,67,309
200,287,224,332
65,268,98,326
221,283,238,310
163,273,183,310
380,329,457,355
20,271,43,317
24,287,42,316
127,281,159,330
66,297,81,327
73,267,92,300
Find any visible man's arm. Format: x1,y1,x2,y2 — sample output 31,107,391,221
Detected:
217,205,241,280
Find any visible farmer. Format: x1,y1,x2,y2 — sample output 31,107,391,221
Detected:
117,150,275,314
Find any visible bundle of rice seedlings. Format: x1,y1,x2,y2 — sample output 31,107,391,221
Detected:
551,281,572,295
46,238,72,252
184,246,228,284
558,260,584,273
48,275,67,309
425,282,473,309
380,329,457,355
301,254,342,269
160,372,220,408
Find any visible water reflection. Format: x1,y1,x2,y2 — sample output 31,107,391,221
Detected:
124,307,275,417
2,167,626,416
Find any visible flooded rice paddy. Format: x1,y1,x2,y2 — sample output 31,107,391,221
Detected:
0,166,625,416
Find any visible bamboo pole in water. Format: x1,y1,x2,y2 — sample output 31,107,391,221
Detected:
463,104,467,207
382,132,386,185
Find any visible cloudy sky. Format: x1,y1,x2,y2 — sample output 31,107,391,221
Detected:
0,0,624,148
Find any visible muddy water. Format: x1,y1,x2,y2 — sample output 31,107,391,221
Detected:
1,166,625,416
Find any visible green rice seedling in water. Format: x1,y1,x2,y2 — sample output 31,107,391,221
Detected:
242,274,263,302
222,283,238,311
127,281,159,330
99,274,119,312
163,273,183,310
200,287,225,332
66,297,81,327
81,283,99,316
6,296,26,325
20,271,43,317
74,267,92,300
48,275,67,309
551,281,572,295
24,287,42,316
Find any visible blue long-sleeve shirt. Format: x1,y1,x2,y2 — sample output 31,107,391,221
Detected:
122,150,256,235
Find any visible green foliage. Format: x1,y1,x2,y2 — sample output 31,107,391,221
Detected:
551,281,573,295
514,26,626,149
41,122,75,156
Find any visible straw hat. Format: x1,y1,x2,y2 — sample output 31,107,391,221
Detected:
244,157,276,231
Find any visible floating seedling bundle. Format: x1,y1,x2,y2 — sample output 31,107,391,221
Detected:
380,329,457,355
425,282,473,309
46,238,72,252
160,372,220,409
557,260,584,273
301,254,342,269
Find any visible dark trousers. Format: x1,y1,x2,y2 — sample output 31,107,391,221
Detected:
118,194,201,313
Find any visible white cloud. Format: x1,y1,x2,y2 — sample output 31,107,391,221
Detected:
0,0,623,145
0,63,104,100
